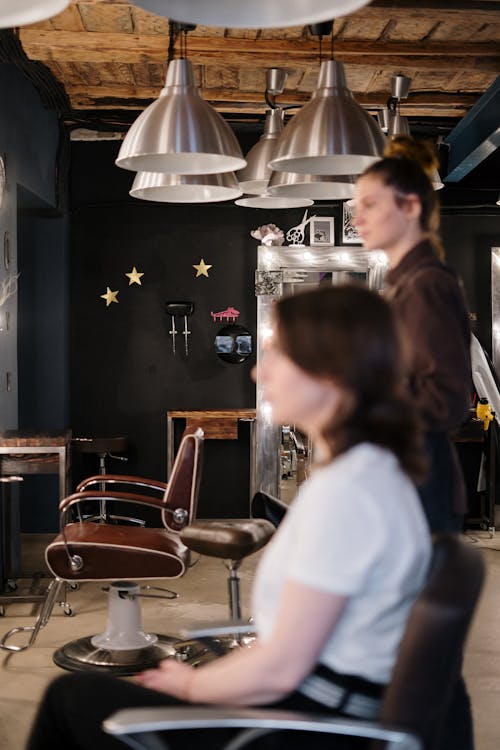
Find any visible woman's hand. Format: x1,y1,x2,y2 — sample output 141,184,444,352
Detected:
136,658,195,700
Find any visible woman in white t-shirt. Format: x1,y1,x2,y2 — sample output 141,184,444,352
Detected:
27,285,431,750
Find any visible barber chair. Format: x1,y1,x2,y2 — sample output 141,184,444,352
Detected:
104,534,484,750
0,427,204,673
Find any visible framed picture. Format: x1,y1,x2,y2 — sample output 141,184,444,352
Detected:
342,201,362,245
310,217,334,246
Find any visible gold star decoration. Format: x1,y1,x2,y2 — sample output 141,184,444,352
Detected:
100,287,119,306
125,266,144,286
193,258,212,278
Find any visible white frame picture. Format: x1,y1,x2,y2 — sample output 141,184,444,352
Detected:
310,217,334,246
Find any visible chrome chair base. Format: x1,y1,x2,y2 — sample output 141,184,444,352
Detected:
53,633,180,676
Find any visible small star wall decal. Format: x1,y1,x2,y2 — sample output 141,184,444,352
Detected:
100,287,119,306
193,258,212,278
125,266,144,285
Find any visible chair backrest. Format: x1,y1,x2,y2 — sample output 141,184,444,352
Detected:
379,534,484,750
162,426,204,532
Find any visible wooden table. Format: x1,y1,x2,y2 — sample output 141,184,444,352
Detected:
0,430,72,607
166,410,256,514
0,429,72,502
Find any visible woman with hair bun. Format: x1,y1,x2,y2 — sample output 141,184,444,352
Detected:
353,136,473,750
354,136,471,534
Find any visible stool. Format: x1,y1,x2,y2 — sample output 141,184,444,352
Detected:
73,436,142,525
175,519,274,664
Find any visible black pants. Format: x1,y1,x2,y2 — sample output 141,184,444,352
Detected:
418,432,473,750
418,432,466,533
26,671,377,750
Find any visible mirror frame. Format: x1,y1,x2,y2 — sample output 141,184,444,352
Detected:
493,247,500,372
254,243,388,498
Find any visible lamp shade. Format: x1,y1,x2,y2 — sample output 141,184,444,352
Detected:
388,113,444,192
432,170,444,191
268,171,355,200
0,0,69,28
130,171,242,203
116,59,245,175
388,111,411,137
269,60,385,175
131,1,372,29
237,109,284,195
235,195,313,208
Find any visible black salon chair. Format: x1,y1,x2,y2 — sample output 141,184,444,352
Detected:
104,534,484,750
174,515,275,664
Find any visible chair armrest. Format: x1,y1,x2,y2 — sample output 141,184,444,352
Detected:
59,490,169,513
103,706,422,750
76,474,167,493
181,620,256,640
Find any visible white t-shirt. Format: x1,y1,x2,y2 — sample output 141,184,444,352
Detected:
251,443,431,684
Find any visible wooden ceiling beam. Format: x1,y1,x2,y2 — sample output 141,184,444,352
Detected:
19,30,500,73
66,85,477,119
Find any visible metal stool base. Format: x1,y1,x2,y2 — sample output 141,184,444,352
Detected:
174,632,256,667
53,633,180,676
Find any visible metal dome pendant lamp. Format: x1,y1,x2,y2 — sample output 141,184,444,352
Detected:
237,108,285,196
235,68,313,209
130,171,242,203
132,1,372,30
267,170,356,200
0,0,70,28
116,23,245,175
386,75,444,191
270,23,385,176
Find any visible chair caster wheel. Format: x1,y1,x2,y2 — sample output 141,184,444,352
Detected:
62,605,73,616
69,583,79,591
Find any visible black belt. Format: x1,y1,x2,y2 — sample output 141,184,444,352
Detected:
298,664,385,720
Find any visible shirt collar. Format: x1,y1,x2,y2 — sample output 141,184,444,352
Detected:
386,240,436,285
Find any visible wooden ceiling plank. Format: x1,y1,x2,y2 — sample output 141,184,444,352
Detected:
18,30,500,64
63,84,479,108
78,3,134,33
131,61,166,87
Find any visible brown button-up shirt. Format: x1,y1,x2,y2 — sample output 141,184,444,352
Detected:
385,240,471,432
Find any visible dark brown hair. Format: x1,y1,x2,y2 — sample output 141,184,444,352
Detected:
362,135,444,260
275,284,425,481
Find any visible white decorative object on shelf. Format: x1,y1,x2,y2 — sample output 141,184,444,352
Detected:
285,210,316,247
250,224,285,246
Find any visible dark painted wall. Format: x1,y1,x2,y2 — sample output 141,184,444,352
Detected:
68,140,313,519
0,62,69,542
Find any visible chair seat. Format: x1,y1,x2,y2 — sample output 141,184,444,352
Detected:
180,519,275,560
46,522,189,582
73,437,128,455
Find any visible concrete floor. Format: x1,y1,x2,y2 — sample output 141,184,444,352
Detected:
0,531,499,750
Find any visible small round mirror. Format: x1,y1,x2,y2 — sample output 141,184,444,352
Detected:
214,324,253,364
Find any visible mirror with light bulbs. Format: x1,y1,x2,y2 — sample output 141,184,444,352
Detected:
254,242,388,501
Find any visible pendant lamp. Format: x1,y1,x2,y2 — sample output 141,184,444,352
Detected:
269,60,385,175
132,1,372,29
268,171,355,200
235,195,313,209
237,109,284,195
388,112,444,191
116,58,245,175
130,170,242,203
0,0,69,28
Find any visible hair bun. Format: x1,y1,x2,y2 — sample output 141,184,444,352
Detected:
383,135,439,178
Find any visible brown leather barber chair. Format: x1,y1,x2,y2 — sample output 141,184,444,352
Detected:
1,427,204,674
